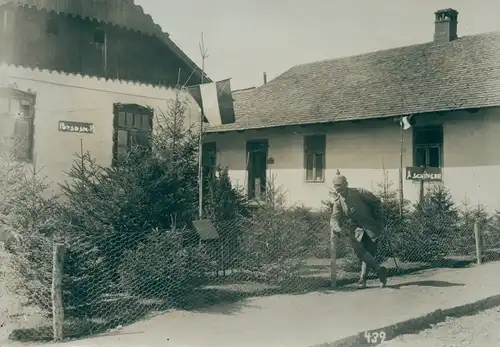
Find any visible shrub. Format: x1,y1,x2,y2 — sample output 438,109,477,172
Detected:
239,177,314,283
394,185,459,262
373,173,411,263
0,138,60,315
118,227,213,306
203,166,249,270
485,210,500,249
452,201,490,256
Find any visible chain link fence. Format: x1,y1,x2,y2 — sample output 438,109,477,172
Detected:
2,189,500,343
1,132,500,343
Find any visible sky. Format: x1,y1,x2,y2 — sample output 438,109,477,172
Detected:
137,0,500,90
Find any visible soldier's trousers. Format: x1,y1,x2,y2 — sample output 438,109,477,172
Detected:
350,229,379,278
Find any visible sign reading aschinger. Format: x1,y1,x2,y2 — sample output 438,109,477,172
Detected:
58,121,95,134
405,166,442,181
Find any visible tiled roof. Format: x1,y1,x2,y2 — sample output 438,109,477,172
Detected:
1,0,210,83
207,31,500,133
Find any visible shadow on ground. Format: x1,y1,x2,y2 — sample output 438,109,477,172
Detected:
387,280,465,289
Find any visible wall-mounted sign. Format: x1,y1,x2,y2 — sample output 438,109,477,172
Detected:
58,121,95,134
406,166,442,181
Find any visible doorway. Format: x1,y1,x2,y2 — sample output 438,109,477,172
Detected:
246,139,268,200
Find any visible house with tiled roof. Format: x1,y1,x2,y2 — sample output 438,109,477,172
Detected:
0,0,203,186
204,8,500,211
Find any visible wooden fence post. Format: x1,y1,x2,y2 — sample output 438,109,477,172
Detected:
474,222,483,265
330,229,337,288
52,243,65,341
254,178,261,200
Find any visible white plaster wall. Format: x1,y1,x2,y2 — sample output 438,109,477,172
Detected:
207,108,500,213
0,64,201,188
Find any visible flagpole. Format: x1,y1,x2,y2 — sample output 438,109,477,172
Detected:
198,33,208,220
399,117,404,217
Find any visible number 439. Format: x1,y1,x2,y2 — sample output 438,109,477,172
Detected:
364,330,386,344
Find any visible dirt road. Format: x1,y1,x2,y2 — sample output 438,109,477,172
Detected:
383,306,500,347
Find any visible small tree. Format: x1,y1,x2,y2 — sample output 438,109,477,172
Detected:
239,175,309,283
1,138,60,314
453,200,490,256
395,185,459,262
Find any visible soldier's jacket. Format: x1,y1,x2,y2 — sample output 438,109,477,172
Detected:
329,188,384,242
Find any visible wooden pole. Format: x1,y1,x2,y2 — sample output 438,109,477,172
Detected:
419,179,424,207
474,222,483,265
197,33,207,220
329,230,337,288
52,243,65,341
398,120,404,217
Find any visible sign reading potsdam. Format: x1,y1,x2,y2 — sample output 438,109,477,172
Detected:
405,166,442,181
58,121,95,134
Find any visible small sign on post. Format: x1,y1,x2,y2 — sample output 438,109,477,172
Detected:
192,219,219,242
405,166,442,181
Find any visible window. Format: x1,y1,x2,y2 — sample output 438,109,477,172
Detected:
304,134,325,182
13,102,34,160
46,15,58,35
202,142,217,180
112,103,153,164
413,125,443,168
93,27,105,44
0,87,35,161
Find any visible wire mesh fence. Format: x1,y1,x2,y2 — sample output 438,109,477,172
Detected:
1,134,500,343
1,196,500,343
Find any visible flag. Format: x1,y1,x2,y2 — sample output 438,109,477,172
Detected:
400,115,412,130
186,78,236,126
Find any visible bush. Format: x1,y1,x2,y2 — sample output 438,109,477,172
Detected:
239,177,319,283
4,90,248,326
485,210,500,249
118,227,213,306
452,201,490,256
394,185,459,262
0,140,60,314
203,166,249,270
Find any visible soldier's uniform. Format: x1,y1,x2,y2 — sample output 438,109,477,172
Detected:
330,173,388,288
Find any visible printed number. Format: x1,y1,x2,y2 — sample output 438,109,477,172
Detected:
364,331,386,344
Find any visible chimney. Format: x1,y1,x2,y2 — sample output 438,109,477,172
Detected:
434,8,458,42
263,72,267,84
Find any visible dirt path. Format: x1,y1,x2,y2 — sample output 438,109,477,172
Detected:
383,306,500,347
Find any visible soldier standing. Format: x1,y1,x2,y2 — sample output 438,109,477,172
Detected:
330,171,388,289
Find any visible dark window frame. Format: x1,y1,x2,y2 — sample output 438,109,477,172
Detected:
202,141,217,180
304,134,326,182
46,14,58,35
93,27,106,44
412,125,443,168
112,103,153,165
0,87,36,162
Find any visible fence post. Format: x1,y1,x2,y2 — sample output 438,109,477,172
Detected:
52,243,65,341
474,222,483,265
329,229,337,288
255,178,261,200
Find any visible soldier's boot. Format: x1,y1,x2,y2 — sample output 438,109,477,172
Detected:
377,266,388,288
357,262,368,289
357,277,367,289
